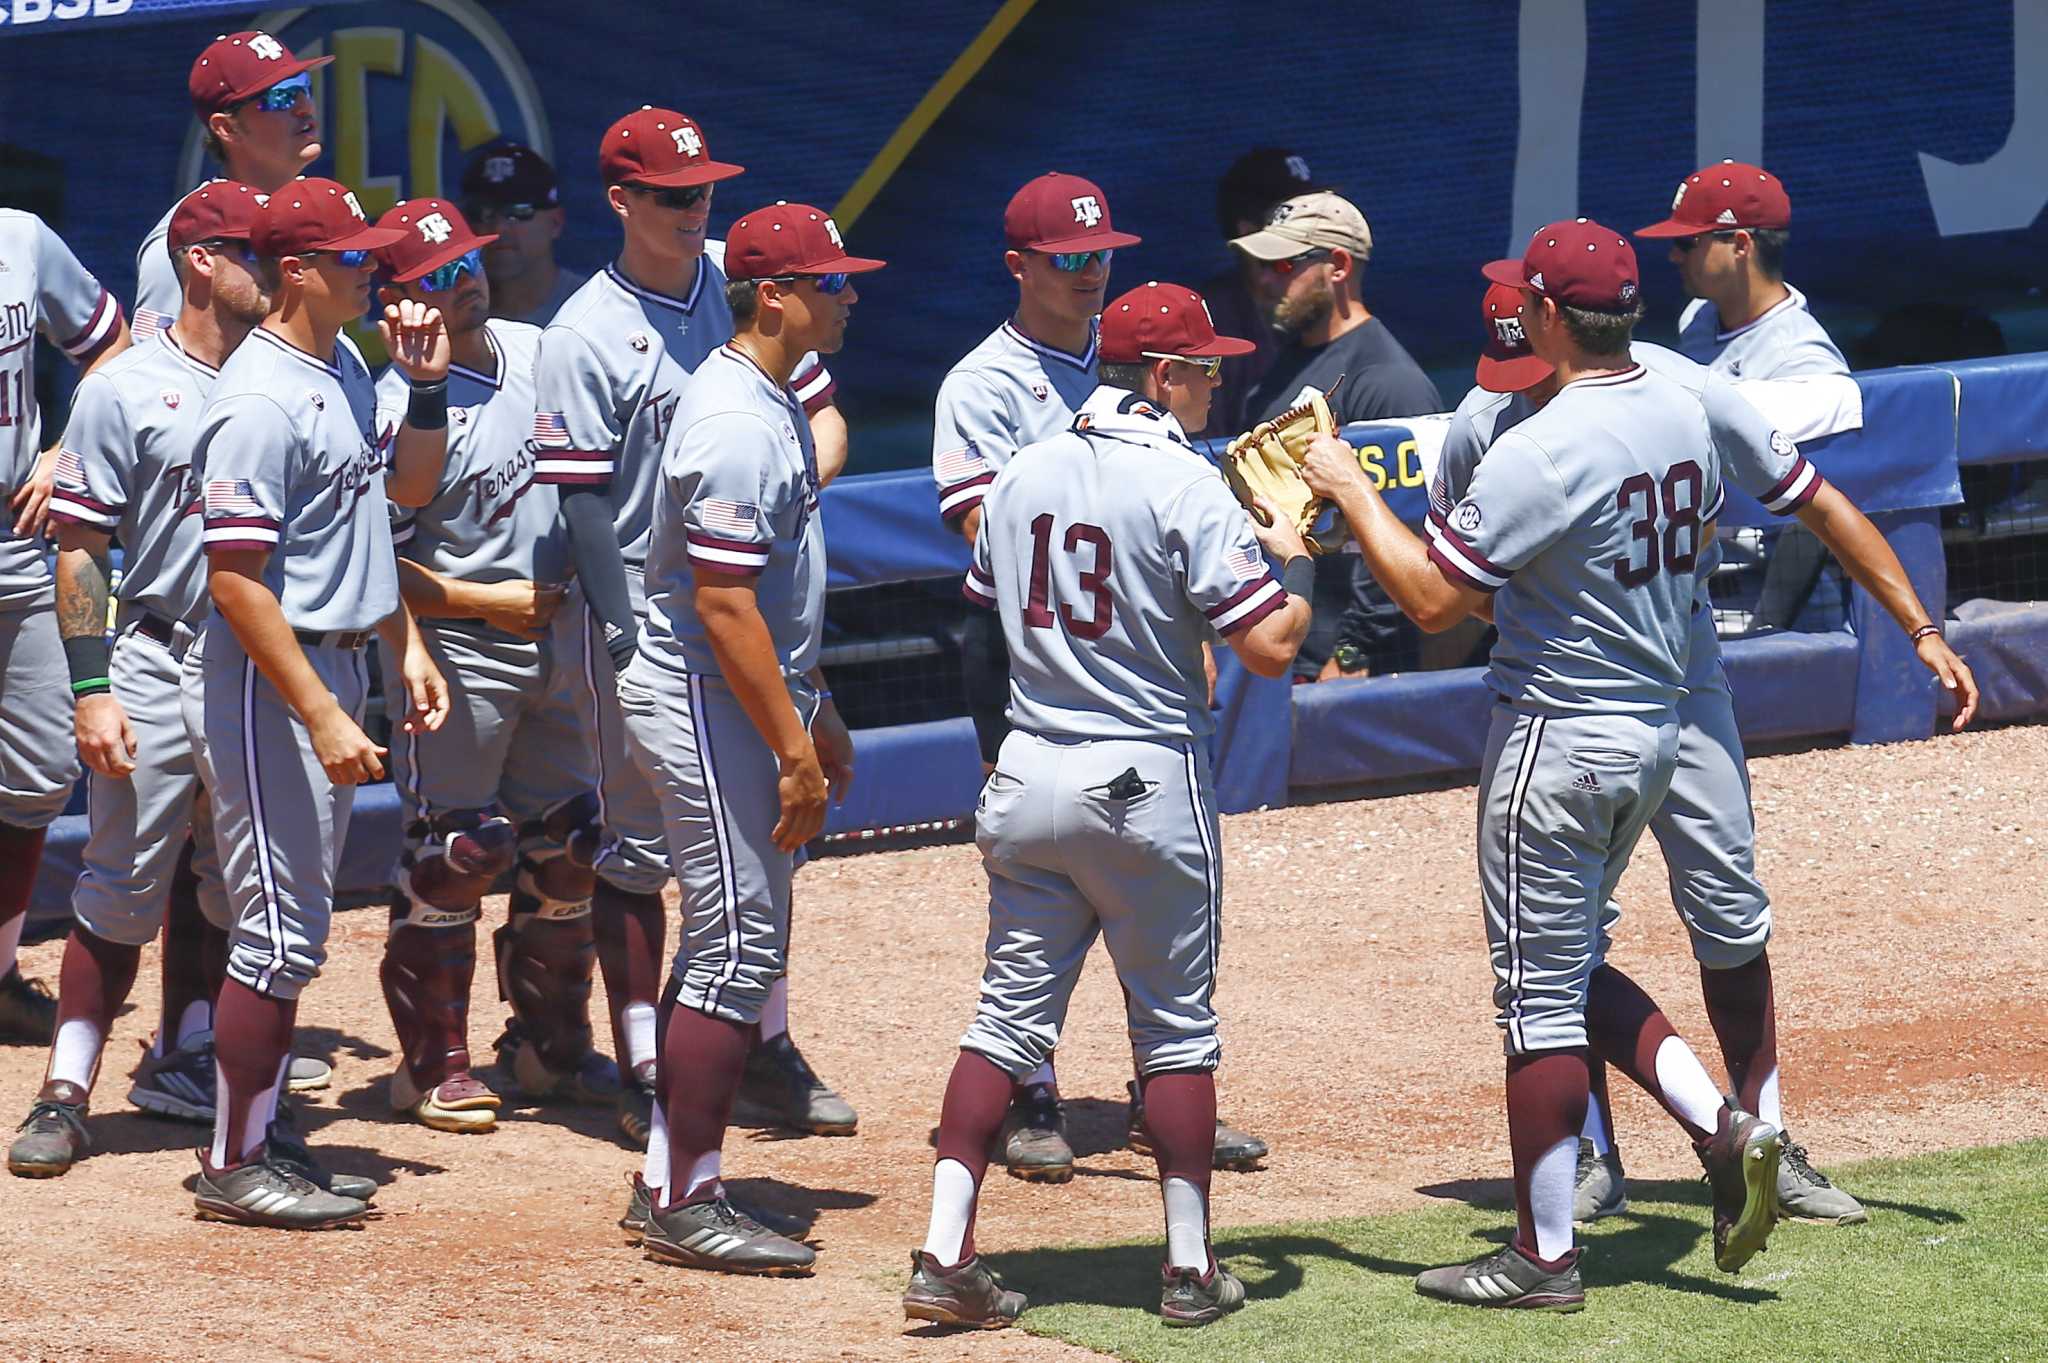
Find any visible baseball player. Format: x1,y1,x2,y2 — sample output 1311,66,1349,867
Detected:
367,197,614,1133
615,203,880,1275
532,107,851,1147
7,186,267,1181
183,178,450,1229
1302,221,1778,1309
0,211,128,1047
458,141,590,328
135,31,329,337
932,174,1269,1182
1442,284,1979,1228
906,282,1310,1330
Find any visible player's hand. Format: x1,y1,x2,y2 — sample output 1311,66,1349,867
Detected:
308,702,386,785
396,645,451,734
379,298,451,385
478,579,564,639
1916,631,1980,731
1249,496,1309,563
772,747,829,853
811,700,855,804
1299,433,1365,501
75,694,137,779
10,445,60,538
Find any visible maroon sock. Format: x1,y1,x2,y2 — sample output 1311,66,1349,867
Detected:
1506,1048,1590,1270
158,840,211,1051
1141,1070,1218,1268
0,823,48,958
592,882,665,1072
1585,964,1712,1142
932,1049,1016,1262
212,979,297,1168
1699,951,1777,1116
1586,1057,1618,1150
657,1000,751,1207
50,926,143,1092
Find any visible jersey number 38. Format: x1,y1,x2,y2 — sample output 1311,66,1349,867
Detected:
1614,460,1704,586
1024,512,1115,640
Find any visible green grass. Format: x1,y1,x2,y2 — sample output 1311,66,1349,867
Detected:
977,1140,2048,1363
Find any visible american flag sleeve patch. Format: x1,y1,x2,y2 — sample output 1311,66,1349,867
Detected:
202,478,281,550
684,498,770,575
47,448,119,528
531,410,612,485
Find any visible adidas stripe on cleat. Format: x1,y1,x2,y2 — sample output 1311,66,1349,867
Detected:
640,1195,815,1276
193,1156,373,1230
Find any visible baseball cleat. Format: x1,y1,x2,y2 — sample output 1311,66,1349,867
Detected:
8,1082,89,1178
1160,1261,1248,1326
617,1060,657,1149
0,968,57,1044
194,1155,372,1230
640,1194,816,1276
1416,1243,1585,1311
129,1036,218,1124
498,1024,622,1105
286,1055,332,1093
1777,1133,1868,1225
389,1066,500,1133
267,1103,378,1202
738,1033,857,1136
1572,1137,1629,1222
620,1172,805,1244
1125,1081,1270,1171
903,1250,1026,1329
1695,1101,1783,1272
996,1083,1073,1182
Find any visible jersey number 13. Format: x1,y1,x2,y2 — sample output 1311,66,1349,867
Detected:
1024,512,1115,640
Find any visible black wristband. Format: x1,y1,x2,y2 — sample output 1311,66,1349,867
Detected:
1910,624,1942,642
406,378,449,431
63,634,111,696
1281,554,1315,601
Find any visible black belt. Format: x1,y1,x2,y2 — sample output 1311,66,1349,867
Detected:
294,627,371,651
135,612,179,645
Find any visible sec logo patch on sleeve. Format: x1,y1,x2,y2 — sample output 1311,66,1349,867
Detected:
1453,501,1483,534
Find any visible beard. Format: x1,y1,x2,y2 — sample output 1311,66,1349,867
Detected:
1269,282,1333,338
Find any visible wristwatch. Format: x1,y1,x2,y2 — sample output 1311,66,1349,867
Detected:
1332,642,1368,674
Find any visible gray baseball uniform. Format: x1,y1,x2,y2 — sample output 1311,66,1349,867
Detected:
49,329,230,946
1425,364,1723,1053
1676,286,1848,379
1433,342,1822,968
373,320,596,898
531,246,833,896
1,210,120,829
617,343,824,1024
957,386,1288,1078
931,320,1101,524
189,327,397,1000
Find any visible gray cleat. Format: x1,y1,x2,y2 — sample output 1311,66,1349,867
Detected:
8,1081,89,1178
903,1250,1026,1329
617,1060,656,1149
641,1194,816,1275
1695,1100,1782,1273
1572,1136,1628,1222
738,1033,857,1136
1777,1133,1868,1225
266,1102,378,1202
618,1173,803,1244
193,1155,372,1230
0,968,57,1044
1160,1261,1248,1326
286,1055,332,1092
996,1083,1073,1183
1416,1243,1585,1311
129,1037,217,1123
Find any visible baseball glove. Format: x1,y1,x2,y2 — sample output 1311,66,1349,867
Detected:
1221,391,1338,554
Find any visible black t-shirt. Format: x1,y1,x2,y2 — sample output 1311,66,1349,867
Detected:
1249,316,1444,424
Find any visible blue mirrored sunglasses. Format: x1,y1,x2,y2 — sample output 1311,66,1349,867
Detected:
417,248,484,293
1047,248,1113,272
247,71,313,113
764,272,851,295
305,248,372,269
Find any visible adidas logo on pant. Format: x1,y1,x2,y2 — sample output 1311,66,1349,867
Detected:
1570,771,1601,793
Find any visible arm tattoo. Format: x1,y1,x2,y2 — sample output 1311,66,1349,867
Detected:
56,546,111,641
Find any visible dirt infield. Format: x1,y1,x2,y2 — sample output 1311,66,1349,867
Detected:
4,723,2044,1363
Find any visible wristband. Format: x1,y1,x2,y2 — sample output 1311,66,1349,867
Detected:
63,635,111,696
1281,554,1315,601
816,688,833,703
406,378,449,431
1910,624,1942,642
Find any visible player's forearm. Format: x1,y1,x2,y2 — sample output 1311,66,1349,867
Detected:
699,593,810,762
1795,484,1934,634
561,487,637,662
374,593,422,658
957,504,982,549
809,404,849,487
54,541,111,642
386,423,448,508
209,567,344,727
396,557,495,620
1330,483,1472,632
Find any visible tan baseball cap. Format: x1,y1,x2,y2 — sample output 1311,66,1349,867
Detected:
1229,190,1372,261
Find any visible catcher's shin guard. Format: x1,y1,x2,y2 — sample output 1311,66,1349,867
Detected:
400,807,519,920
381,899,482,1095
495,893,600,1092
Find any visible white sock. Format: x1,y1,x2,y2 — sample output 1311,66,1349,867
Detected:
1581,1092,1611,1156
1162,1176,1210,1272
922,1158,977,1266
759,975,789,1042
642,1097,670,1204
1654,1034,1727,1136
1755,1066,1783,1129
678,1149,721,1202
1528,1134,1579,1261
175,1001,213,1052
622,1001,657,1072
48,1017,105,1090
209,1057,283,1167
1024,1058,1055,1089
0,911,23,979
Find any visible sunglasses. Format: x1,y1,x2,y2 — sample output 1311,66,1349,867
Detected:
626,182,711,211
241,71,312,114
1671,230,1739,253
1042,248,1113,273
305,248,373,269
197,238,258,264
416,248,484,293
1140,351,1223,379
763,272,852,295
1260,248,1331,277
466,201,540,225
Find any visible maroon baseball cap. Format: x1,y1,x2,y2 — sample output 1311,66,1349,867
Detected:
1637,160,1791,238
459,141,559,207
599,107,744,188
724,203,885,282
373,199,498,283
1098,281,1255,364
252,178,406,258
1474,282,1553,393
188,31,332,117
1482,218,1640,313
167,181,266,252
1004,172,1142,253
